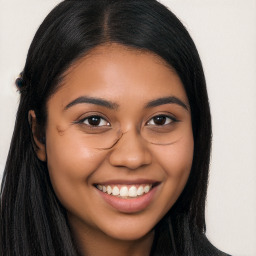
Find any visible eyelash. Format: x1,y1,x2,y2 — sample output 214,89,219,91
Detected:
77,115,110,127
77,114,177,128
146,114,177,126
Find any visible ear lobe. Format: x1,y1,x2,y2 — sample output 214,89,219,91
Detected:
28,110,46,162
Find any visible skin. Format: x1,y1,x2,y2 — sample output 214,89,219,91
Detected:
31,43,194,256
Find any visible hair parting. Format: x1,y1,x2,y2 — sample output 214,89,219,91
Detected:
1,1,229,255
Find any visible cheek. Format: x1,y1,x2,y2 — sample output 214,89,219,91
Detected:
153,132,194,206
156,133,194,174
45,128,105,205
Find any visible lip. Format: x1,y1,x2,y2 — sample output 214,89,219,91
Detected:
95,181,160,213
94,179,159,185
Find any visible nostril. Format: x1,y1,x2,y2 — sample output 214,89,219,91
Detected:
108,146,152,169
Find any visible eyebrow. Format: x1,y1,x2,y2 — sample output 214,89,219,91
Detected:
64,96,119,110
145,96,189,110
64,95,188,111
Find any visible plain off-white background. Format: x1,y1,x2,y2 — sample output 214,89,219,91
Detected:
0,0,256,255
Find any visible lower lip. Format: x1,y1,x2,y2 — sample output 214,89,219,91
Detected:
96,185,158,213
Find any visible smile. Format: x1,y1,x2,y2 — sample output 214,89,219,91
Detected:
96,184,153,198
95,182,159,213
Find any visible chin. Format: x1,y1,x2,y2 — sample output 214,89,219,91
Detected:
98,215,156,242
105,227,153,242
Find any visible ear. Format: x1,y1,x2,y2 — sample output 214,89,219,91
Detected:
28,110,47,162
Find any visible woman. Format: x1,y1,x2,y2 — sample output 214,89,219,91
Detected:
0,0,230,255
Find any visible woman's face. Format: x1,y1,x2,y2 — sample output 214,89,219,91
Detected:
40,44,193,241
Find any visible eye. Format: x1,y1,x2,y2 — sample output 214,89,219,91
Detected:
146,115,175,126
82,116,110,127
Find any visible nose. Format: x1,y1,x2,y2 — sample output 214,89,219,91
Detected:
108,130,152,170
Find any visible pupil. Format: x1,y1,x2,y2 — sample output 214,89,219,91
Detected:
154,116,166,125
88,116,101,126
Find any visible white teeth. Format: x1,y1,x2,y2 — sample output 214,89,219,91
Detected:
128,186,137,197
112,186,119,196
107,185,112,194
97,185,103,191
96,184,153,198
137,186,144,196
120,186,129,197
144,185,150,193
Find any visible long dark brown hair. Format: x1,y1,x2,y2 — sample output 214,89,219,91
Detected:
1,1,228,255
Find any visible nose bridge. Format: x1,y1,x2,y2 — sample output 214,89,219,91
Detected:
108,128,152,170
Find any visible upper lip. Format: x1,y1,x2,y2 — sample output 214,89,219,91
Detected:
94,179,160,185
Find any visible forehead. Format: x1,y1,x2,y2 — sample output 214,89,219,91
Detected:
49,43,189,108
